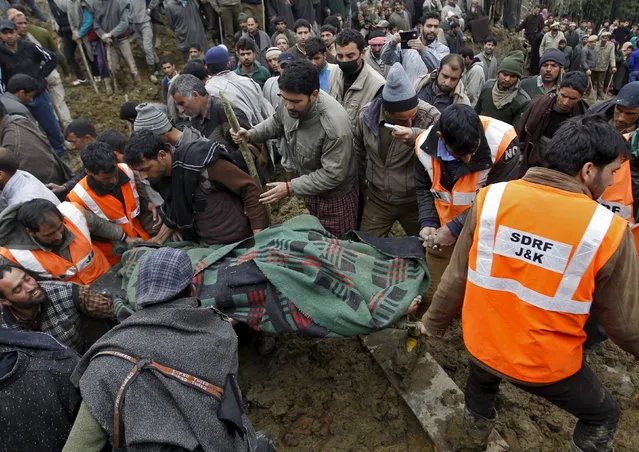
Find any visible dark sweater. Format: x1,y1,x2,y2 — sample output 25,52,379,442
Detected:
0,40,57,94
0,329,81,452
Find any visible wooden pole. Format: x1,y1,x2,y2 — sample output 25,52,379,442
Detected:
219,92,260,185
75,38,99,94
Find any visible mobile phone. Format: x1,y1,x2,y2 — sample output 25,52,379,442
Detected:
400,30,418,49
384,123,399,131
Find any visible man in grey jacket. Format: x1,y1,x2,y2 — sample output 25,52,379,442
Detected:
93,0,140,87
232,59,358,237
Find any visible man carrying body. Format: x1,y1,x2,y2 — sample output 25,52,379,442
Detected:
355,63,440,237
232,59,357,237
0,263,116,353
415,104,520,304
475,50,531,126
519,48,565,99
421,116,639,452
127,105,267,245
328,28,385,128
0,198,137,285
415,54,470,113
519,71,589,175
381,12,450,80
63,247,273,451
67,142,154,264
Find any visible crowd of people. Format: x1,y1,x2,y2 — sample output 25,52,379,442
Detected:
0,0,638,451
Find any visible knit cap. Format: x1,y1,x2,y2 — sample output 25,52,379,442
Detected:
382,63,418,113
205,46,229,65
134,103,172,135
136,248,194,307
498,50,525,77
539,48,565,67
238,12,248,22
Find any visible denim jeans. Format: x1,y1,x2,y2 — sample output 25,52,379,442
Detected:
28,91,66,156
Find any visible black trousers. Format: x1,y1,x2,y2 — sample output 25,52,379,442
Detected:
60,30,84,79
465,361,620,452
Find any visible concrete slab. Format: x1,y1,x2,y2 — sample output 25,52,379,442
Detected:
362,329,509,452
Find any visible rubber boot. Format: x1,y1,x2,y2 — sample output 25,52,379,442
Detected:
461,407,496,451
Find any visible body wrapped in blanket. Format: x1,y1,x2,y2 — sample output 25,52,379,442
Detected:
95,215,430,338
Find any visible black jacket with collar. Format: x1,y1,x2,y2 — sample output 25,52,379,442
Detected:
0,40,57,94
414,121,521,233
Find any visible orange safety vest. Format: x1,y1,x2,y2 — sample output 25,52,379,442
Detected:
463,180,627,384
67,164,150,264
598,159,634,223
414,116,517,226
0,202,111,285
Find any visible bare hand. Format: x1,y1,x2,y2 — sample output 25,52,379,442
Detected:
612,67,617,73
434,225,457,248
46,183,67,194
391,125,415,144
125,237,143,245
230,127,249,144
408,38,425,52
419,315,442,338
72,31,80,40
390,32,401,45
419,226,437,249
152,224,173,244
148,202,162,228
586,69,592,75
259,182,289,204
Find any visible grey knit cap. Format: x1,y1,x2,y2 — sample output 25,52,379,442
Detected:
382,63,418,113
136,248,194,307
134,103,173,135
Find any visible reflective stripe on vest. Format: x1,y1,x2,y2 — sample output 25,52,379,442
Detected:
414,117,515,225
69,164,141,225
598,159,634,223
470,182,614,314
0,202,108,282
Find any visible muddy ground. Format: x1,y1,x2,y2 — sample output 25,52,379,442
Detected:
60,23,639,452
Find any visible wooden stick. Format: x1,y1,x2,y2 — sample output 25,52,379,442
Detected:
75,38,99,94
219,92,260,185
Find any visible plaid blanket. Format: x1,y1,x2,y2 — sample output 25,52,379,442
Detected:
117,215,429,338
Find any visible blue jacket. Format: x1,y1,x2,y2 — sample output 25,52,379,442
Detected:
629,48,639,72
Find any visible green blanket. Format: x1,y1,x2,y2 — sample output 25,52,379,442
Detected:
118,215,430,337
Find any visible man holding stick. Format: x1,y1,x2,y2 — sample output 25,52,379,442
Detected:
231,59,357,237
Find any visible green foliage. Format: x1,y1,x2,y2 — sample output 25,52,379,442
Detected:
546,0,638,24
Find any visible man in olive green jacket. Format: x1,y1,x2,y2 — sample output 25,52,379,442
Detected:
354,63,440,237
232,59,357,237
